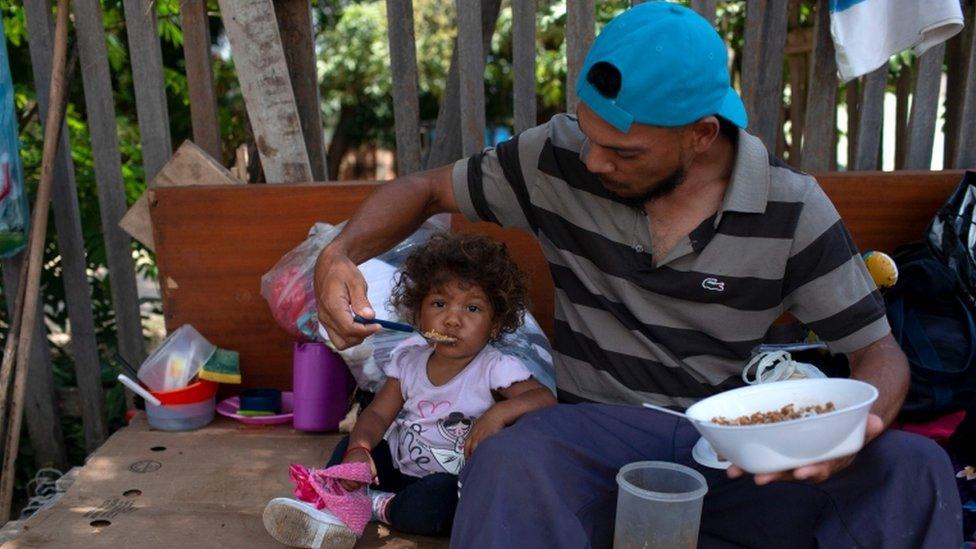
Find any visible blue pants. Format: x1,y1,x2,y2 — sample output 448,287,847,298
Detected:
452,404,963,548
328,436,458,536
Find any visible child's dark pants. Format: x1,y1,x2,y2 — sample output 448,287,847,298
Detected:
328,436,457,536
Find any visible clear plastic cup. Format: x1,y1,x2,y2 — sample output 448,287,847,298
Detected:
614,461,708,549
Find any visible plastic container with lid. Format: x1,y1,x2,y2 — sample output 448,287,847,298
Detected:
138,325,216,392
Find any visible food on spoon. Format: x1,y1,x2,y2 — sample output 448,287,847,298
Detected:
422,329,458,343
711,402,836,426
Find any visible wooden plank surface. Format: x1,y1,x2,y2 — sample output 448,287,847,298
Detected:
512,0,537,133
218,0,313,183
122,0,173,182
275,0,329,181
799,0,837,172
424,0,502,169
73,0,146,388
149,171,962,390
457,0,487,157
565,0,595,113
13,416,447,548
151,184,379,390
851,66,886,170
179,0,223,162
23,0,104,455
385,0,422,175
904,43,946,170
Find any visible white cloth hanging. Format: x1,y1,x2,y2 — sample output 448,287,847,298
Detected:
830,0,964,82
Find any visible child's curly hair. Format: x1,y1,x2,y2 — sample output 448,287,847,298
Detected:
391,232,528,342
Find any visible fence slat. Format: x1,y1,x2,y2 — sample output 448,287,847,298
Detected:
122,0,173,181
275,0,329,181
742,0,789,151
800,0,837,172
952,4,976,169
512,0,537,133
23,0,103,455
385,0,422,175
179,0,223,162
851,66,886,170
566,0,594,113
458,0,487,157
0,257,66,468
73,0,145,388
741,0,764,115
218,0,313,183
690,0,717,21
425,0,502,169
904,43,946,170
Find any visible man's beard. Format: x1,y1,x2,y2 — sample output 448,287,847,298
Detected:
605,165,686,208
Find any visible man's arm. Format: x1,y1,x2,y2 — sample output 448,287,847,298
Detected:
314,165,458,349
847,332,910,429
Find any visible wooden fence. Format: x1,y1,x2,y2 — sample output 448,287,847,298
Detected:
4,0,976,470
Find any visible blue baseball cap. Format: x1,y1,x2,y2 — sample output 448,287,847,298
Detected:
576,2,748,133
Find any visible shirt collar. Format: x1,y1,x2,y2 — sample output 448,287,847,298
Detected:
721,128,770,214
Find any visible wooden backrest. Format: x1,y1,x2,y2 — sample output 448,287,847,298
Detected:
151,170,964,389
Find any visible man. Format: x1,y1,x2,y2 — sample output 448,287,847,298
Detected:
315,3,961,547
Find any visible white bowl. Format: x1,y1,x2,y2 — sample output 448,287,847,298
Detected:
684,378,878,474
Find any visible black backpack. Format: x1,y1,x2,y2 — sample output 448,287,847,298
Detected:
886,243,976,421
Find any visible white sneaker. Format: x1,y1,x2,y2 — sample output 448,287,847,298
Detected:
741,350,826,385
262,497,357,548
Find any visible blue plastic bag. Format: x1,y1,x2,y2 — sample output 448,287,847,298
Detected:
0,17,29,258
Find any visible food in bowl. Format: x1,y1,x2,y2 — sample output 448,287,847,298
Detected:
711,401,836,426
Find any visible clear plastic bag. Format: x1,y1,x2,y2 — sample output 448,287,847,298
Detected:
0,17,29,258
261,222,440,391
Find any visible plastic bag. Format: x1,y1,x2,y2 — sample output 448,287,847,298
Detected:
0,17,29,258
261,221,439,341
261,222,440,391
928,171,976,300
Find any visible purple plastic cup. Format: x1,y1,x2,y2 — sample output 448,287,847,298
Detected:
292,341,352,432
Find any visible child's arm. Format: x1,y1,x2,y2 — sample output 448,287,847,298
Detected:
464,378,556,458
339,377,405,490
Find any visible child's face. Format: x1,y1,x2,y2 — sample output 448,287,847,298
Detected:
419,278,495,361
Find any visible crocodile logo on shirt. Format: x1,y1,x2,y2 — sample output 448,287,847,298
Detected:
701,277,725,292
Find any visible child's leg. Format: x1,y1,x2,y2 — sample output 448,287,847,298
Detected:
326,436,405,493
382,473,459,536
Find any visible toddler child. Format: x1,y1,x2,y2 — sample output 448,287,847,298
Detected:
264,232,556,547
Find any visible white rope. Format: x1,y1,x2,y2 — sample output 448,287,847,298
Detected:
742,350,826,385
742,351,798,384
18,468,65,520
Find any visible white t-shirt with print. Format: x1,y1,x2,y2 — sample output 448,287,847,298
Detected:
383,334,532,478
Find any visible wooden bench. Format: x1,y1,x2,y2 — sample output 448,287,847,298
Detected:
150,170,963,390
11,169,964,547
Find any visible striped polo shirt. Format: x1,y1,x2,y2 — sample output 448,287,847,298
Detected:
451,114,890,408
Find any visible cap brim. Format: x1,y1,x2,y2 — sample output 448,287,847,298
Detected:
717,87,748,129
